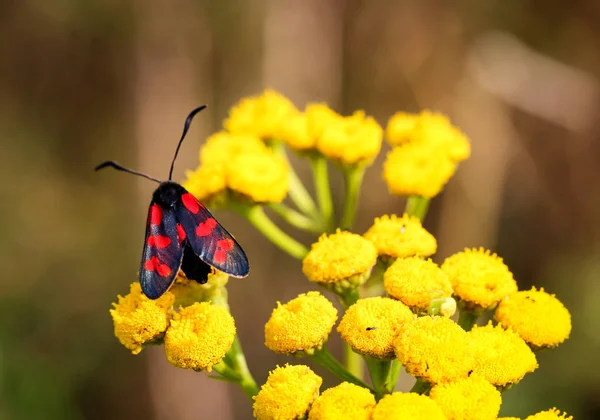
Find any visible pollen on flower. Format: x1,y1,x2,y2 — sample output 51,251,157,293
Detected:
386,110,471,163
316,110,383,166
337,297,414,359
170,270,229,308
469,322,538,386
110,282,174,355
394,316,473,384
182,163,227,203
364,214,437,260
265,292,338,356
495,287,571,348
383,142,456,198
224,89,298,140
371,392,446,420
253,364,322,420
164,302,235,371
384,257,453,313
441,248,518,310
199,131,268,167
302,230,378,293
227,150,289,203
430,374,502,420
308,382,375,420
525,408,573,419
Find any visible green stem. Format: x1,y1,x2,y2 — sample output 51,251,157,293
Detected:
212,361,240,382
232,204,309,260
404,195,431,222
340,165,366,230
271,141,321,221
457,308,479,331
365,357,392,399
310,155,335,232
344,344,364,382
312,348,374,393
385,360,402,394
227,337,259,399
268,202,323,233
410,378,431,394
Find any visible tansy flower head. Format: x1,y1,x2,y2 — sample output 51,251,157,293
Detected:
227,150,289,203
337,297,414,359
110,282,174,354
224,89,298,140
303,230,378,294
386,110,471,162
372,392,446,420
383,142,456,198
525,408,573,419
276,104,343,152
364,214,437,260
170,270,229,308
394,316,473,384
164,302,235,371
495,287,571,348
430,374,502,420
308,382,375,420
469,322,538,387
253,364,322,420
199,131,268,167
384,257,453,313
265,292,338,356
442,248,518,311
182,163,227,203
316,110,383,166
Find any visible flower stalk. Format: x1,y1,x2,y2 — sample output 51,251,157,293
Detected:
405,195,430,221
311,348,374,393
340,165,366,230
311,155,335,232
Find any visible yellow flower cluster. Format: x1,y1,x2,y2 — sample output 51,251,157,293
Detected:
383,110,470,197
372,393,446,420
184,131,289,204
110,280,236,372
308,382,375,420
264,291,338,355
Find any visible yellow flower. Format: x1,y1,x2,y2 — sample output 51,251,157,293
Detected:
386,110,471,162
164,302,235,371
394,316,473,384
384,257,453,313
303,230,378,293
441,248,518,310
469,322,538,386
110,282,174,355
337,297,414,359
383,142,456,198
386,112,421,146
170,270,229,308
182,163,227,202
363,214,437,260
430,374,502,420
372,392,446,420
224,89,298,140
495,287,571,348
253,364,322,420
199,131,268,167
498,418,521,420
525,408,573,420
308,382,375,420
276,104,342,152
228,150,289,203
265,292,338,356
317,111,383,166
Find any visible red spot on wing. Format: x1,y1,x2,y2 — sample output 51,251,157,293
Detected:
150,204,163,225
181,193,201,214
143,256,172,276
196,218,218,237
217,239,234,251
147,235,171,248
213,249,227,264
177,224,186,242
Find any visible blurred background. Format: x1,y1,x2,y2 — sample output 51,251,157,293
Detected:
2,0,600,418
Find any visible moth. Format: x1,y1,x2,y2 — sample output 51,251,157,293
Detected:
96,106,249,299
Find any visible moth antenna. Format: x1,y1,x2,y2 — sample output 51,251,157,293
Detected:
169,105,207,181
95,161,161,184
